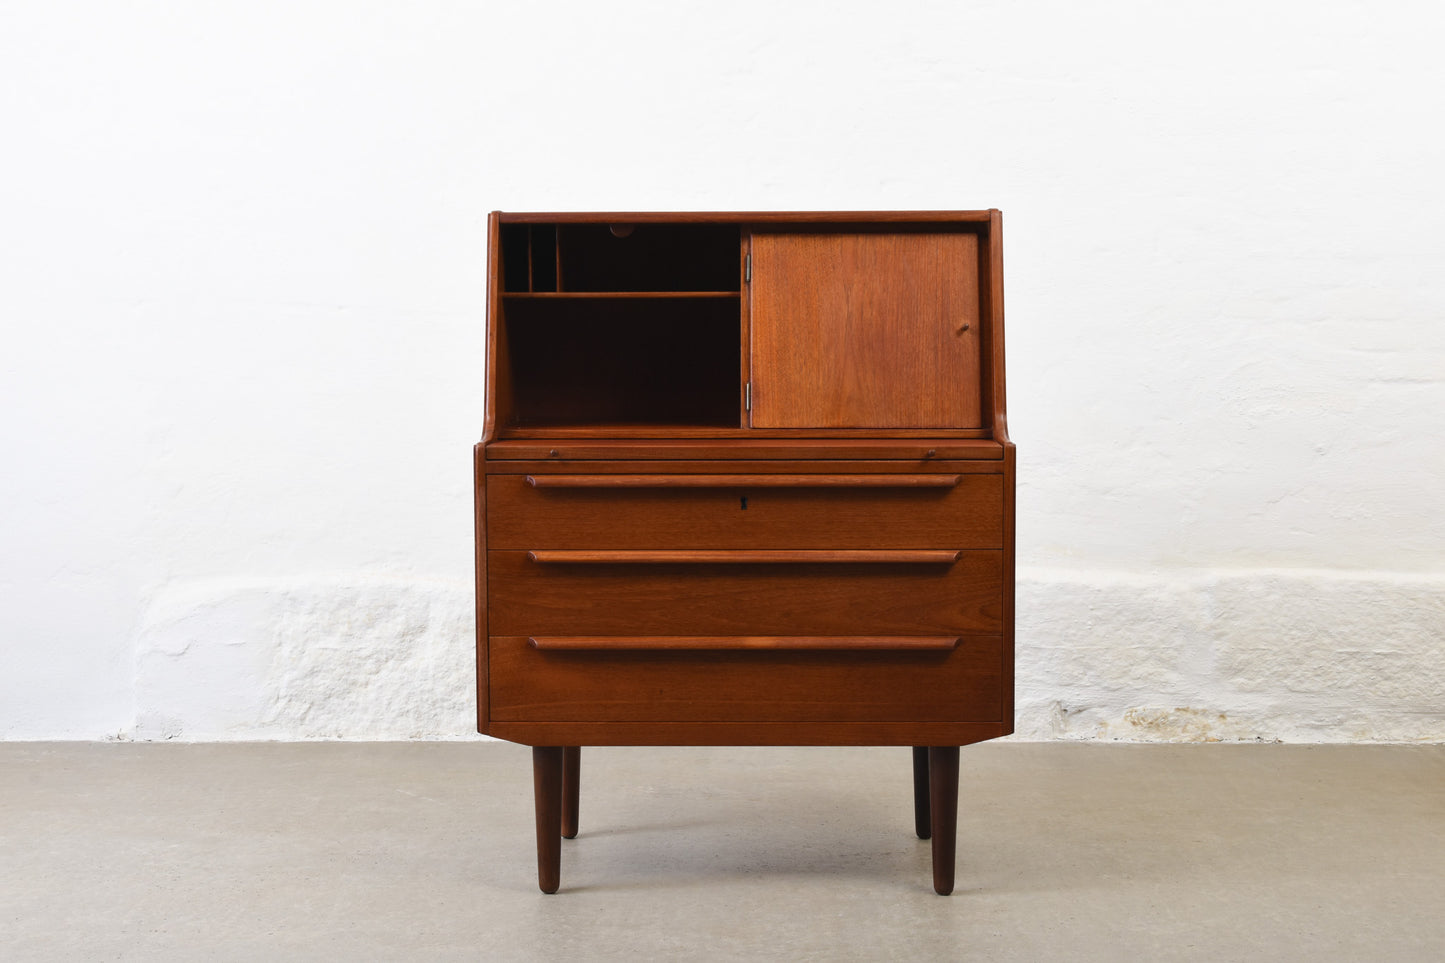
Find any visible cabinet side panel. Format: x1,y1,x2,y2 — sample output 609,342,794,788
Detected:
474,444,489,732
1002,441,1016,734
987,209,1008,442
482,213,501,442
750,232,981,428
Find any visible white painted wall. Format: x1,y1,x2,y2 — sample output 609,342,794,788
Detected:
2,1,1441,741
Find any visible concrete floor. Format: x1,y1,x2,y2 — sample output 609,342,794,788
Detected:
1,743,1442,961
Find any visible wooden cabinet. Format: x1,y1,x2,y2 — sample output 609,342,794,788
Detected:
476,211,1014,894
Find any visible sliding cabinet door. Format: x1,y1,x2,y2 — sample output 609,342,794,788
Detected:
749,231,982,429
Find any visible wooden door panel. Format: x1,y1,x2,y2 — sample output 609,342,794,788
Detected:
750,232,981,428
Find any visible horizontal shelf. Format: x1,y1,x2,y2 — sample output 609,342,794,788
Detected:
502,291,740,299
505,422,744,434
525,474,962,489
527,636,962,652
493,428,994,439
525,549,964,564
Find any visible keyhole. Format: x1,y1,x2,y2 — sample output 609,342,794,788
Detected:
740,496,748,510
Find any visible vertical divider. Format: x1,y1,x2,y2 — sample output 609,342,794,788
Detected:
526,225,558,293
740,229,752,427
977,221,993,434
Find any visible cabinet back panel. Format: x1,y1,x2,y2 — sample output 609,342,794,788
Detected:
503,298,739,427
559,224,740,292
500,224,530,293
750,232,982,428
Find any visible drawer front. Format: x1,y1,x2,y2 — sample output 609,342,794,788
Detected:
489,635,1004,723
486,471,1003,550
487,549,1004,636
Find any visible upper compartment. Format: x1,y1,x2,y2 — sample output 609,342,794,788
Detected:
493,218,744,432
500,222,740,293
485,212,1003,441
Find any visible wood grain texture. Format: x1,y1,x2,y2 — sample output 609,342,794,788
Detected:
490,472,1001,551
473,444,488,733
492,428,995,441
490,636,1003,723
750,232,981,428
482,212,502,444
532,747,562,894
992,223,1015,734
988,210,1009,445
929,746,960,895
489,549,1004,637
477,211,1011,895
528,636,961,651
484,720,1009,747
486,439,1003,458
488,458,1004,474
525,549,964,564
561,746,580,840
740,232,752,428
1001,442,1017,734
912,747,931,839
525,473,961,488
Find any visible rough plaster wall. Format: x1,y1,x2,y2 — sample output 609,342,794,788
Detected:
3,1,1444,740
133,577,475,741
128,570,1445,742
1019,571,1445,742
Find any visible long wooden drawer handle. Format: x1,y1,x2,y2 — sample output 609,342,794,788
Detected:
524,474,961,489
525,549,963,564
529,636,961,651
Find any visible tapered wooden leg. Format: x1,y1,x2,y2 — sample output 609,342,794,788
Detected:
928,746,960,895
532,746,563,894
561,746,581,839
912,747,931,839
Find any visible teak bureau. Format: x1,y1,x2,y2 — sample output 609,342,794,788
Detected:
474,211,1015,894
